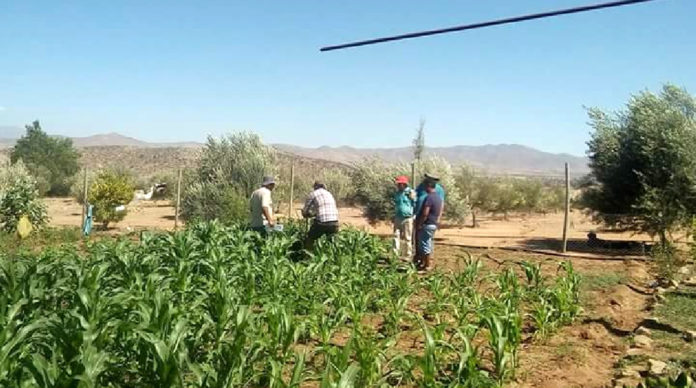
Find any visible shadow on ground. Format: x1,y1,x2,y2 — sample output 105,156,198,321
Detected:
521,237,650,256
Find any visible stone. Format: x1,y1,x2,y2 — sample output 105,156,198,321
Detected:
655,294,666,302
678,266,691,275
668,279,680,288
633,335,653,349
635,326,652,336
684,277,696,287
685,330,696,342
620,368,642,378
644,317,661,326
656,287,667,295
648,359,667,376
627,347,646,357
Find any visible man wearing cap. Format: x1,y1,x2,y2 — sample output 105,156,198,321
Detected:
249,176,276,237
414,173,446,220
414,180,443,272
393,175,416,260
302,180,339,249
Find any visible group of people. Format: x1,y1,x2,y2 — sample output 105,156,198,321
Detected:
393,173,445,272
249,176,339,248
248,172,445,272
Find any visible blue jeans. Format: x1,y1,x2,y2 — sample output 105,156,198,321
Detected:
417,224,437,255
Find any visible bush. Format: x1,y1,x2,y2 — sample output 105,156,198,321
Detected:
350,156,469,225
88,170,135,229
181,133,275,224
0,161,49,233
349,159,404,224
10,120,80,196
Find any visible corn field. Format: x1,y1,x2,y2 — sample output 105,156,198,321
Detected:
0,221,581,388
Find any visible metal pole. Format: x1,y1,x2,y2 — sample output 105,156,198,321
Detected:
81,168,88,228
288,161,295,220
561,163,570,253
174,168,182,229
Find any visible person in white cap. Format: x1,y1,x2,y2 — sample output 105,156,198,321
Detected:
249,176,276,237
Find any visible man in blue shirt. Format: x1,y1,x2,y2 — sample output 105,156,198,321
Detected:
414,173,446,218
414,180,443,272
393,175,416,260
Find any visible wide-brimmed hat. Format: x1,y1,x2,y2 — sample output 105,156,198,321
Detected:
423,173,440,182
395,175,409,184
262,176,276,186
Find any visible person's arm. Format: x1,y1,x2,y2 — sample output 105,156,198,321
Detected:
301,193,314,219
262,207,274,227
416,200,431,230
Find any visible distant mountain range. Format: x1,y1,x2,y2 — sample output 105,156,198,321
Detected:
0,129,589,176
275,144,588,176
0,128,200,148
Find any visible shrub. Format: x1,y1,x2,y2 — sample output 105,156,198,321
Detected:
0,161,49,233
349,158,404,224
181,133,275,224
88,170,135,229
350,156,469,225
10,120,80,196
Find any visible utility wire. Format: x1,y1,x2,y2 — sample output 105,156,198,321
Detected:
320,0,658,52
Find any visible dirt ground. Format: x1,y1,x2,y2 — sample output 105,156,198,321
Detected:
436,246,656,388
45,197,654,249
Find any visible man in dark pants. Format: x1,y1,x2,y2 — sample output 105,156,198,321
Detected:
302,181,339,249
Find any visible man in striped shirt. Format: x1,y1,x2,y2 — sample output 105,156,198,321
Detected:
302,180,339,249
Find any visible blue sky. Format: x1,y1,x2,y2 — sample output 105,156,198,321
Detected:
1,0,694,155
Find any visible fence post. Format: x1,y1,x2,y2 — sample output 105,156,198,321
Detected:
288,160,295,220
411,162,416,187
561,163,570,253
81,168,88,228
174,168,182,229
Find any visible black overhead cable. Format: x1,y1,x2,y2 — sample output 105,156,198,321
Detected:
320,0,659,52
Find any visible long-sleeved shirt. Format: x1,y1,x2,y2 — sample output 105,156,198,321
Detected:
302,188,339,223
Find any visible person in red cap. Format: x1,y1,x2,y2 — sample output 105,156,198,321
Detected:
393,175,416,260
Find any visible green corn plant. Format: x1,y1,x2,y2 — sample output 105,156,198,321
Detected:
520,261,544,292
481,314,512,383
529,293,556,339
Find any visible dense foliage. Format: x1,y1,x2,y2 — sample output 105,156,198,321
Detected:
581,85,696,244
0,222,581,387
181,133,275,223
88,170,135,228
10,121,81,196
456,167,565,225
350,157,468,224
0,161,49,233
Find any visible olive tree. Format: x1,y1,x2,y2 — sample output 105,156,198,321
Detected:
581,84,696,244
10,120,80,196
181,132,276,224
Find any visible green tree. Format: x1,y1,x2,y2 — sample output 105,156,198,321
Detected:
581,84,696,244
10,120,81,196
88,170,135,229
181,133,276,223
413,119,426,162
0,161,49,232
